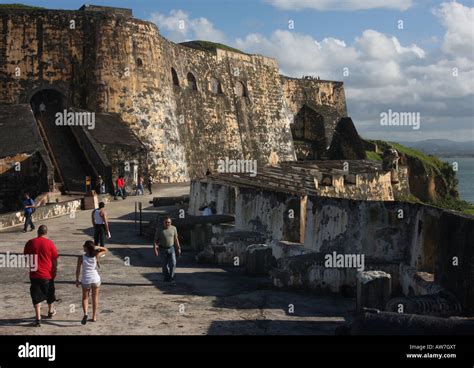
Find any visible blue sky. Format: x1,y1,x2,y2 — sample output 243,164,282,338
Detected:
2,0,474,142
6,0,465,48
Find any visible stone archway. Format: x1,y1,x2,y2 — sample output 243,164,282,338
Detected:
291,104,326,160
30,88,64,116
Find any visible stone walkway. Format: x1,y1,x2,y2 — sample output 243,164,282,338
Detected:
0,184,353,335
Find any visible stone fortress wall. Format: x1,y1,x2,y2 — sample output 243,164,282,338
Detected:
0,5,348,183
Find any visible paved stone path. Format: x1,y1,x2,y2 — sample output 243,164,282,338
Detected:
0,184,354,335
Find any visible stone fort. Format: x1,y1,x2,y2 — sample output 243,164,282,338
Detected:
0,4,353,202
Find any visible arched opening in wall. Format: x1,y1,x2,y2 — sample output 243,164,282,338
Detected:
136,58,143,68
291,104,326,160
187,72,198,91
30,89,65,118
171,68,180,87
29,89,94,193
235,81,248,97
209,77,223,94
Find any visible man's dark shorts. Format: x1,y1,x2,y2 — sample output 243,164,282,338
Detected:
30,278,56,305
94,224,107,247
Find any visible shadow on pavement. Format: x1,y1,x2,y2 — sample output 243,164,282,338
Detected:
206,319,345,335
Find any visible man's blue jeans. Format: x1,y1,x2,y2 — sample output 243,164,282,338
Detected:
24,213,34,231
160,247,176,281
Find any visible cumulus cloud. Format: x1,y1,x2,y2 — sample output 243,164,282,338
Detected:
236,29,425,87
433,1,474,58
150,10,227,43
265,0,413,11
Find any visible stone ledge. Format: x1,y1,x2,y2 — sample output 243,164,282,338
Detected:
0,198,83,230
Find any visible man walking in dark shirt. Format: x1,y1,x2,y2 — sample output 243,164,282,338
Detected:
23,192,35,233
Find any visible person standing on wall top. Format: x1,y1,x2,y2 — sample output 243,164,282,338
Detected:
23,192,35,233
24,225,59,327
153,217,181,283
91,202,111,248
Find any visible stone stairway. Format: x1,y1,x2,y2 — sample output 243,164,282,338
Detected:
35,111,92,193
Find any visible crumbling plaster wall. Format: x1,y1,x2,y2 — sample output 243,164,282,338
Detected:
303,196,474,313
188,180,236,216
315,171,394,201
235,187,290,241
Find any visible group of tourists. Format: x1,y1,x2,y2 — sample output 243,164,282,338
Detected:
108,174,153,200
93,174,153,199
22,196,182,326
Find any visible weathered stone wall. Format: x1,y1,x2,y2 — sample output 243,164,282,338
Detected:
169,47,296,178
0,9,86,104
190,181,297,241
392,167,410,199
305,198,432,262
235,187,289,241
188,180,236,216
315,170,394,201
304,197,474,314
0,7,297,183
0,197,82,229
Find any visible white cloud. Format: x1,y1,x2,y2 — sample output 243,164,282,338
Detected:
355,30,425,61
150,10,227,43
265,0,413,11
433,1,474,58
236,29,424,87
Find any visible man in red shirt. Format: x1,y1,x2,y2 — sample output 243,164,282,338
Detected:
114,175,126,200
24,225,59,327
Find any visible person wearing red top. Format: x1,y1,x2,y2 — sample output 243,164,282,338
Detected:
23,225,59,327
114,175,126,200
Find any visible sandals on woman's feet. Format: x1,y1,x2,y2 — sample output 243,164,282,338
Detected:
47,307,57,319
81,315,88,325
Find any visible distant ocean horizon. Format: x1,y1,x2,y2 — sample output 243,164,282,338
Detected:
440,157,474,204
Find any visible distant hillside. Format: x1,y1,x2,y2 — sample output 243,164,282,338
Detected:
399,139,474,157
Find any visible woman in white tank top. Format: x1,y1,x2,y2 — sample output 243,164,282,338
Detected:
75,240,108,325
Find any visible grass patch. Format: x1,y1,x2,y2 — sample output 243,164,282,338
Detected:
394,193,423,204
462,205,474,216
369,140,445,173
365,150,382,162
180,40,247,55
0,3,45,10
